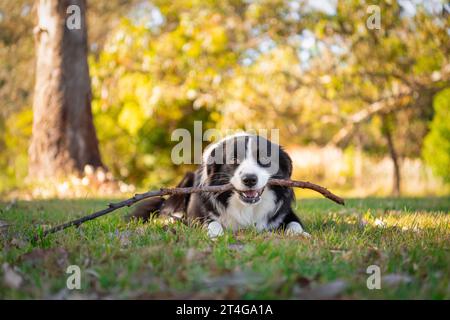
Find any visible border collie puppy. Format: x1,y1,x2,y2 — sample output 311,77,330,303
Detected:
129,134,308,237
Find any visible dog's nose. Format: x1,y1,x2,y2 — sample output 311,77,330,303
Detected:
242,174,258,187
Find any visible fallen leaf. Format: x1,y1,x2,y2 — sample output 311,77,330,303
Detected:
0,220,11,235
67,293,100,300
185,248,198,262
383,274,412,286
296,280,348,300
21,247,68,268
185,247,211,262
2,263,23,289
47,288,70,300
228,243,245,251
202,271,263,289
11,238,27,248
0,220,10,228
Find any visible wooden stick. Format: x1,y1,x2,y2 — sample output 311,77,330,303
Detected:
269,179,345,205
35,179,344,240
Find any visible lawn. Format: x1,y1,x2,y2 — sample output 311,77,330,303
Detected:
0,197,449,299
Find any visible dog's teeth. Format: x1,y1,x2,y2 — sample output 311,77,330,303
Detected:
243,190,260,198
245,191,256,197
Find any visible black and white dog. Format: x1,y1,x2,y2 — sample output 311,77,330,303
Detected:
129,133,308,237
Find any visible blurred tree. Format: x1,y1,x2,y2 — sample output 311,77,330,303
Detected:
423,88,450,183
1,0,449,193
90,2,235,185
0,0,34,190
308,0,450,195
29,0,103,179
0,0,138,189
90,0,449,191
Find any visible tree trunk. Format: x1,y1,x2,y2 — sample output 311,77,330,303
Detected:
382,117,401,196
29,0,103,180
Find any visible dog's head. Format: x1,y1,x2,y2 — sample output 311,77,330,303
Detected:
202,134,292,205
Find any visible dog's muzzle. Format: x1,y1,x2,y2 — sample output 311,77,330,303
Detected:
236,187,264,204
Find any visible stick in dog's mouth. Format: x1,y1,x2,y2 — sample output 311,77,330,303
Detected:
236,187,265,204
34,178,344,240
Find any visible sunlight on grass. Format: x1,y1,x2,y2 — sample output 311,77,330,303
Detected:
0,197,449,299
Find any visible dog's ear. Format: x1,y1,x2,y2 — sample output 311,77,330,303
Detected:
206,147,215,176
206,146,221,177
279,147,293,178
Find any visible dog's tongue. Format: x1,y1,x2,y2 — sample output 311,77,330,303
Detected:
244,190,259,198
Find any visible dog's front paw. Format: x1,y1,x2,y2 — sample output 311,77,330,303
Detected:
286,222,311,238
207,221,224,238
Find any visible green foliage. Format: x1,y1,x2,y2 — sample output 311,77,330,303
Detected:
0,0,449,192
0,0,147,191
90,13,233,186
423,89,450,183
0,1,34,192
0,109,32,192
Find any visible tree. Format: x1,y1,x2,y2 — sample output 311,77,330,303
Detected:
0,1,139,189
89,0,449,191
309,1,450,195
423,88,450,183
29,0,103,179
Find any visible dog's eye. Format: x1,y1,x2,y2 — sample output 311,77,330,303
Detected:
258,156,271,167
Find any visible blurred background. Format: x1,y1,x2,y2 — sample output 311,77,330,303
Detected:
0,0,449,198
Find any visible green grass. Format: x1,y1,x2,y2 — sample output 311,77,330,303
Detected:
0,197,449,299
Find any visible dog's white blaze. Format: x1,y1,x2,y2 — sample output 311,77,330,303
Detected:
216,188,278,231
230,136,270,192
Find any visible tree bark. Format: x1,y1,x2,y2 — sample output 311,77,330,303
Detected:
382,117,401,196
29,0,103,180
